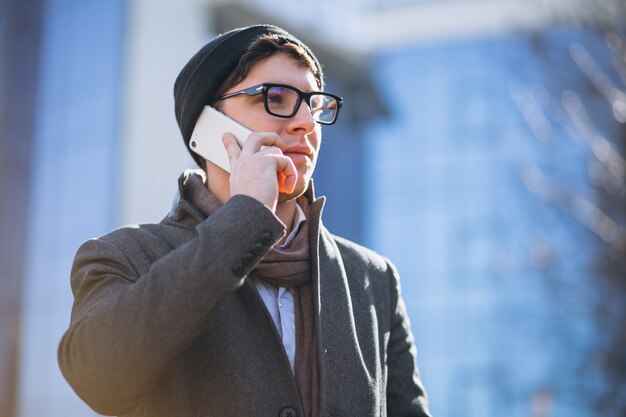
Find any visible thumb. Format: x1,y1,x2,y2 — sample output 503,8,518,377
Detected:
222,132,242,163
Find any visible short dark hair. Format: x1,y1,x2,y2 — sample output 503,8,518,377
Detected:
212,34,323,106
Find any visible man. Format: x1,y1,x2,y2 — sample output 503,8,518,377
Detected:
58,24,431,417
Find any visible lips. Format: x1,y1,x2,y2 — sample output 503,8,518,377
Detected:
285,153,310,165
282,145,313,163
283,145,312,155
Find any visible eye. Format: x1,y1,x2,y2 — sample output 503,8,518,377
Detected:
266,92,285,105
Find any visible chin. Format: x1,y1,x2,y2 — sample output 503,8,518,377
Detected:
279,179,309,203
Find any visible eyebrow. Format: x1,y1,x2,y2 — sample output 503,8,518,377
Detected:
262,81,318,93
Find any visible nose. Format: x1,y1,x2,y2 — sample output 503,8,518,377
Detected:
287,99,316,135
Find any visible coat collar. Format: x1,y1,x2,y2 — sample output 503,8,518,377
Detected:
168,169,323,227
311,213,378,416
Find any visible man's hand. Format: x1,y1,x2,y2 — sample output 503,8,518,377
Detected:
223,132,297,213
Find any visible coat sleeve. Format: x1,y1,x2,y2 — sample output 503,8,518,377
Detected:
57,195,285,416
385,260,432,417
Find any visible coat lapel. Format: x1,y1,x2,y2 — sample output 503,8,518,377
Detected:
309,200,378,416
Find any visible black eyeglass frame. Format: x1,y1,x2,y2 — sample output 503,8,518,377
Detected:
213,83,343,125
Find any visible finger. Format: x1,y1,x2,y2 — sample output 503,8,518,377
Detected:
257,145,283,157
280,170,297,194
277,172,287,194
222,132,242,162
273,155,298,194
240,132,287,157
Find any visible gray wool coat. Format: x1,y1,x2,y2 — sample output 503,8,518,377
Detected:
58,173,431,417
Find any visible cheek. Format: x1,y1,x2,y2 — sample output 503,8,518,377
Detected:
251,118,287,134
310,128,322,153
221,101,270,131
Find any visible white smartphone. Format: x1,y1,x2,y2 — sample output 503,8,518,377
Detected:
189,106,252,173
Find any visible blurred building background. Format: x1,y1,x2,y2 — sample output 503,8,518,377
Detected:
1,0,625,416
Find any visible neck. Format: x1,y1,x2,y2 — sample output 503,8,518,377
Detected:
275,199,297,237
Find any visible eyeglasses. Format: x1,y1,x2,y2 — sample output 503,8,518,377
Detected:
214,83,343,125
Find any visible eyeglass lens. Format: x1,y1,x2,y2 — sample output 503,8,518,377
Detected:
266,86,337,123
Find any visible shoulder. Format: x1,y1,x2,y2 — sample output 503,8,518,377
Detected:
73,217,195,279
329,232,396,278
95,215,191,250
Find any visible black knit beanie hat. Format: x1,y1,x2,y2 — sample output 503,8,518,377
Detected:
174,24,323,167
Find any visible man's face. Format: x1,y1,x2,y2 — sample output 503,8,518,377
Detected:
218,53,321,201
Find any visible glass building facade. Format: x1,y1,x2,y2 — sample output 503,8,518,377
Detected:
14,0,126,416
353,29,613,417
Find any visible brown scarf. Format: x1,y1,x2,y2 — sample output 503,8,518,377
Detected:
184,173,320,417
